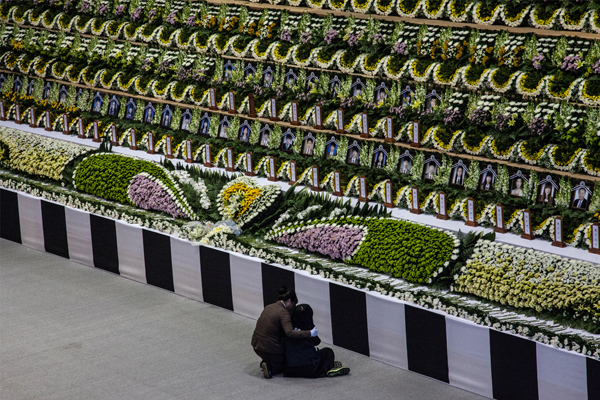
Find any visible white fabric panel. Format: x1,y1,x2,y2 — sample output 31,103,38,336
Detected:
64,207,93,267
170,238,202,301
366,292,408,370
537,343,587,400
230,254,263,319
295,272,333,344
16,193,44,251
446,317,493,399
115,221,146,283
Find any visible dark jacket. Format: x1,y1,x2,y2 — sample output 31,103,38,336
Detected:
285,336,321,367
251,302,311,354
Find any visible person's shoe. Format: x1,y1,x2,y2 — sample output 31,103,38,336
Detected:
260,361,272,379
327,366,350,377
333,361,342,369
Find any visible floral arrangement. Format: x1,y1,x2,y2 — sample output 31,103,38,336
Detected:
268,223,366,260
73,153,196,219
216,176,281,227
0,127,92,181
268,216,459,284
454,240,600,333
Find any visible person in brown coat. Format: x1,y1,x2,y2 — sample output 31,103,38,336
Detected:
251,286,318,378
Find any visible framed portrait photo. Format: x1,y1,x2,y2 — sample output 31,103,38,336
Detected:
571,182,592,211
180,109,192,131
302,134,316,156
509,170,528,197
259,125,272,147
239,121,251,142
423,156,441,181
346,141,361,166
281,129,295,151
372,145,388,169
449,160,467,187
479,165,497,191
537,176,558,206
398,151,413,174
198,113,210,135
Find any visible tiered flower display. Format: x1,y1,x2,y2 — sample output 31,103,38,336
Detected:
1,0,599,360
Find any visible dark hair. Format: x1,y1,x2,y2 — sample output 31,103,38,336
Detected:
291,304,314,330
277,285,298,304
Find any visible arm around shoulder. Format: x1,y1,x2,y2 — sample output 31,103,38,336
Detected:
280,307,311,339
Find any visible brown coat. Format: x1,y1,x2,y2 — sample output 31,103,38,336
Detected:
251,302,311,354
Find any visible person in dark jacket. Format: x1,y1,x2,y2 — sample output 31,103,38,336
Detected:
284,304,350,378
251,287,318,379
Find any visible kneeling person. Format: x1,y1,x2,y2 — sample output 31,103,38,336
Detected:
284,304,349,378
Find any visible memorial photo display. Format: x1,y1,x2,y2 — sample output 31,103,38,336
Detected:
479,165,497,191
509,170,528,197
302,134,315,156
199,114,210,135
423,156,440,181
571,182,592,211
124,99,136,120
239,122,251,142
537,176,558,206
326,137,338,159
372,146,388,169
260,126,271,147
346,141,361,165
281,130,295,151
398,151,413,174
449,160,467,187
143,102,155,123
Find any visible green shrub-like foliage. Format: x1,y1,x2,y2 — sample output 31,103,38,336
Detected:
73,153,181,205
270,216,457,284
349,218,456,283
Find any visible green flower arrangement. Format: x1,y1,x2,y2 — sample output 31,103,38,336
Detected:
226,115,240,141
410,152,424,181
267,123,283,149
272,216,459,284
249,119,261,145
134,99,144,122
73,153,193,216
464,160,480,190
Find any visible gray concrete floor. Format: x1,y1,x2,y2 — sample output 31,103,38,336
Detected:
0,239,486,400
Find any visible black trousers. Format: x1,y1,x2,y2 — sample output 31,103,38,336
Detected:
283,347,335,379
254,349,286,375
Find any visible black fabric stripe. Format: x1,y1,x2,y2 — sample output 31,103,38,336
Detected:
0,189,21,243
41,201,69,259
199,246,233,311
329,283,370,357
261,263,295,307
587,357,600,400
89,214,119,274
142,229,174,291
404,305,449,383
490,329,538,400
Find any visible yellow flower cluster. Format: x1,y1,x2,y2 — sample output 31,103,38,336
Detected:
221,182,263,220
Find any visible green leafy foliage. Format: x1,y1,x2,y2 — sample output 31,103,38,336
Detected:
348,218,457,284
74,153,181,205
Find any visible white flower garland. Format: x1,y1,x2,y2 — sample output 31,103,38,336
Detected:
500,5,531,27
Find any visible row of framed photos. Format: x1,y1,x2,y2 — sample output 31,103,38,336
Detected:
422,157,593,211
7,76,591,211
3,72,441,129
221,61,440,108
82,93,596,211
